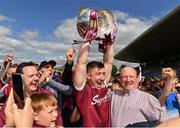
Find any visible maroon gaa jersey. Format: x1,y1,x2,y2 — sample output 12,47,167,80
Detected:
74,82,111,127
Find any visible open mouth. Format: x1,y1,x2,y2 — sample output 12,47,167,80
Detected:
30,84,37,90
50,121,56,127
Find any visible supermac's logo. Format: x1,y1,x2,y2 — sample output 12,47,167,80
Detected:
91,94,109,105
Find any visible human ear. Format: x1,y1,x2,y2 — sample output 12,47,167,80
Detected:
34,112,39,122
86,73,90,80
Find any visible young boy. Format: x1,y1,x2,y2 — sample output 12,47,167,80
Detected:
31,93,60,127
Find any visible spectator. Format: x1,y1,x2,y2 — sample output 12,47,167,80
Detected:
111,65,162,127
107,73,122,92
0,53,14,88
158,67,180,121
61,48,83,127
38,60,57,83
31,93,58,127
0,64,18,103
0,61,63,127
38,59,73,111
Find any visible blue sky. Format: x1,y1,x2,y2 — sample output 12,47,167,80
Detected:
0,0,179,67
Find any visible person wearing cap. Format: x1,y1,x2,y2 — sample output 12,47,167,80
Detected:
38,59,73,111
111,65,162,127
38,60,57,84
38,60,56,73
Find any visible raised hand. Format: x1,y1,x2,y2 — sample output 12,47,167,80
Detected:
66,48,75,65
162,67,176,80
4,88,15,127
5,53,13,63
104,33,112,44
13,97,34,127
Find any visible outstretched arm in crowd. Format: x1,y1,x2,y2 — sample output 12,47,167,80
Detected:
159,68,176,106
0,53,13,87
47,80,73,96
62,47,75,85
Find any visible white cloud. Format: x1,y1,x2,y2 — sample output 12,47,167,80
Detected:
0,36,22,48
19,30,39,40
53,18,81,43
0,26,12,36
111,11,156,67
0,11,157,67
0,15,15,22
35,49,49,55
114,11,153,47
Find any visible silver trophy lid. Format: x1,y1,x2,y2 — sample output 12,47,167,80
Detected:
76,7,115,40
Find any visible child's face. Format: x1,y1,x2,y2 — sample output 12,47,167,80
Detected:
35,105,58,127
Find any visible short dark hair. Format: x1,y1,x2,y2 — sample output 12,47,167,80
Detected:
87,61,104,72
16,61,38,74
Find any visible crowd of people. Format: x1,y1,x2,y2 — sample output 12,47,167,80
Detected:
0,33,180,127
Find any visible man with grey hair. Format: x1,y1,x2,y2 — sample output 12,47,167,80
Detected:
111,65,162,127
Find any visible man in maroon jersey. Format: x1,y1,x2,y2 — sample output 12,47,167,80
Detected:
73,34,114,127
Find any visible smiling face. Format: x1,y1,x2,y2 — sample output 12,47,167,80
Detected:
86,61,106,89
119,67,139,93
22,66,40,96
87,67,106,88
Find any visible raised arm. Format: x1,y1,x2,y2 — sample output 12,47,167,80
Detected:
73,43,90,90
62,48,75,85
103,34,114,84
159,68,176,106
1,53,13,84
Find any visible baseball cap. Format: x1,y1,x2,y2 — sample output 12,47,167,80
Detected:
39,60,56,70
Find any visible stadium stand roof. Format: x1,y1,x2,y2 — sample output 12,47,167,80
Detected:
114,5,180,64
